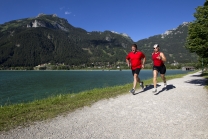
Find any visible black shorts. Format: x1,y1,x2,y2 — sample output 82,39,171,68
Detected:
132,68,141,76
153,65,166,74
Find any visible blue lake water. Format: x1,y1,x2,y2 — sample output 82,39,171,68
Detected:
0,69,190,105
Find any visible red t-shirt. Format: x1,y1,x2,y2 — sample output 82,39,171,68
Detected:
152,52,164,66
126,51,145,70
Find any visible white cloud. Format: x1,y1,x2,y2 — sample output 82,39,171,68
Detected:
60,7,65,10
65,11,71,15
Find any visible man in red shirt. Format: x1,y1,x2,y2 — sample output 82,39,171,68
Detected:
126,44,146,95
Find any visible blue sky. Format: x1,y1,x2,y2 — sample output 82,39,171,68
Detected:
0,0,205,42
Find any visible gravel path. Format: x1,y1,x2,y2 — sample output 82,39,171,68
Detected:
1,71,208,139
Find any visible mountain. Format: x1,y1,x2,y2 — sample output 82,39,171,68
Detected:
0,14,197,69
0,14,133,68
136,22,197,64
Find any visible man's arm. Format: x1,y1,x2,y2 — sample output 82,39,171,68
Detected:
141,57,146,68
126,59,130,67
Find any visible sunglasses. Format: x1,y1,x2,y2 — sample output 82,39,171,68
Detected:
153,47,158,49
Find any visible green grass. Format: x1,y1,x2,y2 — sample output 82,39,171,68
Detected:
0,71,198,131
201,71,208,89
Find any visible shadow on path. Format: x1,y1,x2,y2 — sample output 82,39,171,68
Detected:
133,84,176,95
134,84,156,95
154,84,176,95
193,72,208,77
185,79,207,86
191,74,202,77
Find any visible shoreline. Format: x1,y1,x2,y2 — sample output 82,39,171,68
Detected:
0,72,208,139
1,71,207,138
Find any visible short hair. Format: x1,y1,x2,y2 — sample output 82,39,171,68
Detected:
132,44,137,49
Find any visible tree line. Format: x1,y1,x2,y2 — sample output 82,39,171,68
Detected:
186,0,208,68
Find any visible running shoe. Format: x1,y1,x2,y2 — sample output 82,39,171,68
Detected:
140,82,144,90
164,83,167,89
152,88,157,93
129,88,135,95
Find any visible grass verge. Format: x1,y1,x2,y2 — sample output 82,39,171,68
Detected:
0,71,198,132
201,71,208,89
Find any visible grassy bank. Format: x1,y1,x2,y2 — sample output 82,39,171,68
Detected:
0,71,198,132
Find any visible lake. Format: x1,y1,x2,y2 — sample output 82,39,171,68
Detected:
0,69,190,105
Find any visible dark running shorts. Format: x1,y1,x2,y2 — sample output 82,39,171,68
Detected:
132,68,141,76
153,65,166,74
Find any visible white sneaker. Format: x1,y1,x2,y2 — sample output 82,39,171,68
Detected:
164,83,167,89
152,88,157,93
